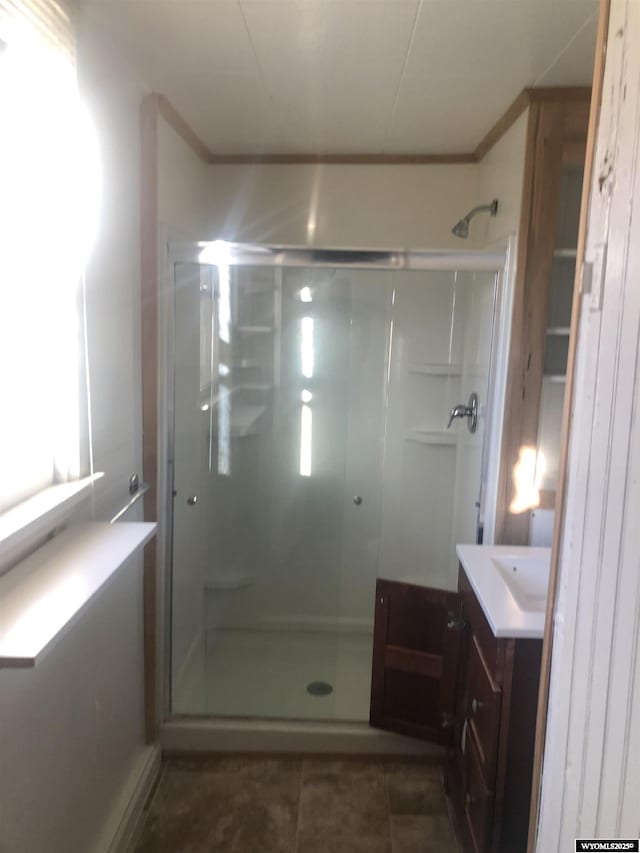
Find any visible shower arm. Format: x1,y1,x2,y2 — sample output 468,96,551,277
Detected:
464,202,497,219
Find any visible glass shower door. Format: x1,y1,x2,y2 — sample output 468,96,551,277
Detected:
169,250,499,724
170,259,388,720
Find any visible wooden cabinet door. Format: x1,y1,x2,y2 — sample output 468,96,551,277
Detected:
370,578,468,745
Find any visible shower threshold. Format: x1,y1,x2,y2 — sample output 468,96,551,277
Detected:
160,717,441,757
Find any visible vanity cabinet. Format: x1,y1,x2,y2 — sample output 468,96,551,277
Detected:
370,571,542,853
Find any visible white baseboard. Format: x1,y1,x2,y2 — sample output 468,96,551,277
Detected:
94,742,162,853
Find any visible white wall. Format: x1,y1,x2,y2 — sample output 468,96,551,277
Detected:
0,21,154,853
474,110,529,249
205,163,479,248
0,556,147,853
158,118,211,240
81,31,147,522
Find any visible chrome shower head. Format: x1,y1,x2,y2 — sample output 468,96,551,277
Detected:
451,199,498,239
452,218,470,239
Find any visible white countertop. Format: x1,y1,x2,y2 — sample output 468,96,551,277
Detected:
0,521,156,668
456,543,551,639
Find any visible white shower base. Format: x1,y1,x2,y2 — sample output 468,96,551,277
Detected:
168,627,441,757
174,627,375,721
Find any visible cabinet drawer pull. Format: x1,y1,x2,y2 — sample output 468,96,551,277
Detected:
471,697,484,715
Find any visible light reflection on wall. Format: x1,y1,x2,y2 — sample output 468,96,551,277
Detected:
510,445,546,513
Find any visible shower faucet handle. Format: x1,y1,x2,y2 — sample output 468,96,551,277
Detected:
447,393,479,433
447,404,471,428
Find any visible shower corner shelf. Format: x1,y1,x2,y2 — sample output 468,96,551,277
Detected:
408,363,462,377
234,324,274,334
205,572,255,591
405,429,457,446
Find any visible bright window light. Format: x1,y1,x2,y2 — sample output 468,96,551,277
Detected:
301,316,314,379
300,404,312,477
300,286,312,303
0,24,100,513
301,389,312,403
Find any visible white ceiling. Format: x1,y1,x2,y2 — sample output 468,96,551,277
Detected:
82,0,599,155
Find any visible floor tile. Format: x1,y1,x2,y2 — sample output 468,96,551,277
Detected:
296,838,391,853
135,759,301,853
298,759,389,838
385,762,448,816
390,815,457,853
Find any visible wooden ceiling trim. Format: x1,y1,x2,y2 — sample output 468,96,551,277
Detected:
204,152,477,165
153,87,592,167
156,94,214,164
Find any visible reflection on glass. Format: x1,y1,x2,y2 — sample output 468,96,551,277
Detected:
218,383,231,476
300,286,312,303
301,316,314,379
218,262,231,345
300,403,312,477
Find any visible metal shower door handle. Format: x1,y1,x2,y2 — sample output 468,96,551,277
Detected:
447,392,478,433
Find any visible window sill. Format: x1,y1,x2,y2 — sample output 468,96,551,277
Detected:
0,521,156,668
0,474,104,574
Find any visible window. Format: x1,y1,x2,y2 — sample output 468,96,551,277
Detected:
0,0,99,514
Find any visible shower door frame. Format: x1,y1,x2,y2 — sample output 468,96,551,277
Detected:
159,239,510,729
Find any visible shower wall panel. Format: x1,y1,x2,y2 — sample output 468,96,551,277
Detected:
378,270,495,591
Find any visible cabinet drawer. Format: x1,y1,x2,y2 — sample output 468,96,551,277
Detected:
466,636,502,783
465,728,494,853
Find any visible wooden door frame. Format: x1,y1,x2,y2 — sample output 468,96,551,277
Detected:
526,0,612,849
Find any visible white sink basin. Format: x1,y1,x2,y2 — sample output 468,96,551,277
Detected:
491,554,550,613
456,544,551,638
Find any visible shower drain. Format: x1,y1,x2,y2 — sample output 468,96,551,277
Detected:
307,681,334,697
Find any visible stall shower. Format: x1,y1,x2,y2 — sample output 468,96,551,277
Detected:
168,244,500,724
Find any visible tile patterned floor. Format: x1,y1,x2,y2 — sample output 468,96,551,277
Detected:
135,757,459,853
